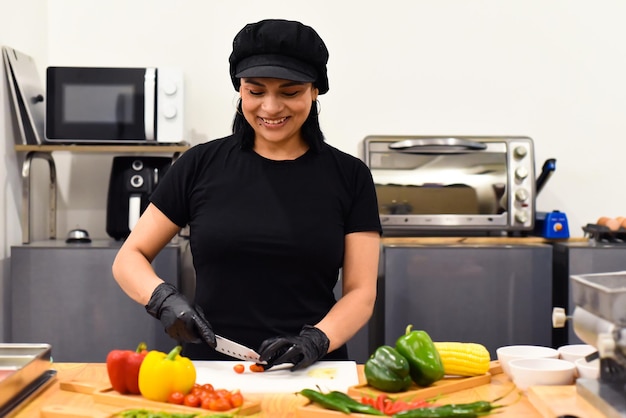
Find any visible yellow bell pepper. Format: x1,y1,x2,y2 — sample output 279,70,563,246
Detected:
138,345,196,402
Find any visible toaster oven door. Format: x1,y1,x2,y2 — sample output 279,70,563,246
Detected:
364,136,535,234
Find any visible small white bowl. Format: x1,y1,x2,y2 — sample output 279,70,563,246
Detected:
575,358,600,379
509,358,576,390
558,344,596,363
496,345,559,378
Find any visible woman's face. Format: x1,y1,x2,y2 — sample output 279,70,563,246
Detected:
239,77,318,148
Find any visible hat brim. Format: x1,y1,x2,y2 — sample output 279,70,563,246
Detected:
236,65,316,82
234,54,317,83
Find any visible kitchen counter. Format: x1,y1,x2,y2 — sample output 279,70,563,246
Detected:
380,236,587,246
10,363,606,417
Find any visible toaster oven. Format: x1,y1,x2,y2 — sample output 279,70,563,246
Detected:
362,135,537,235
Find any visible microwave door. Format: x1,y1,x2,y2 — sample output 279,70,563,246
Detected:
46,67,147,142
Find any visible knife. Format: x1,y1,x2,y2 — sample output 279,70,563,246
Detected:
214,335,267,364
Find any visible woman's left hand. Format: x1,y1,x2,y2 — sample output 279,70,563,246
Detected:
257,325,329,371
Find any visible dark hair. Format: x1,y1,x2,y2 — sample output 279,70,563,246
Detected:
231,99,325,152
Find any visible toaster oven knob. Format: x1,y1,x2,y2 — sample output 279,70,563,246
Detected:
514,146,528,159
515,211,529,224
515,167,529,180
515,188,529,202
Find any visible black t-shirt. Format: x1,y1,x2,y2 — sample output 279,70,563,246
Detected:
150,133,381,360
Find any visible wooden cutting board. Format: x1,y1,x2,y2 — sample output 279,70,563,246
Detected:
527,385,606,418
60,381,261,416
346,361,500,400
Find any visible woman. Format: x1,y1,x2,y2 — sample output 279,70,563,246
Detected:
112,19,382,371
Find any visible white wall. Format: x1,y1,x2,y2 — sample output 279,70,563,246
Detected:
6,1,626,245
0,0,48,340
41,0,626,240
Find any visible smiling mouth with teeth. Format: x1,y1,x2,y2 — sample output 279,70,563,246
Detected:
260,117,287,125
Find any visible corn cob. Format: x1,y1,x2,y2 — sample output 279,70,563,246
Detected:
433,342,491,377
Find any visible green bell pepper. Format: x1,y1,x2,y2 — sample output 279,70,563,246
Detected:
395,325,444,387
364,345,412,393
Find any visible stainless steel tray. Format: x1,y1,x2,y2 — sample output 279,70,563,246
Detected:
571,271,626,325
0,343,53,410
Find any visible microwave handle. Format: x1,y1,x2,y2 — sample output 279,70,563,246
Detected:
144,68,156,141
388,137,487,153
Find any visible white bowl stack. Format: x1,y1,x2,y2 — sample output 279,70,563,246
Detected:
496,345,559,378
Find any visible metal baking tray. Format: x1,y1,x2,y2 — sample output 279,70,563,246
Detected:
571,271,626,325
0,343,53,410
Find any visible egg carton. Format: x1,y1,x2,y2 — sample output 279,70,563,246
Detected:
582,223,626,244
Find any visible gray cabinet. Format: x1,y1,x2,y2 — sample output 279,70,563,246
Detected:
371,243,553,359
10,240,180,362
552,241,626,346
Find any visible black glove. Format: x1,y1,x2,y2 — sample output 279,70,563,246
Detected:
257,325,330,371
145,282,216,348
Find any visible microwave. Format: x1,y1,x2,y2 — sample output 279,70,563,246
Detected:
45,67,184,143
362,135,537,236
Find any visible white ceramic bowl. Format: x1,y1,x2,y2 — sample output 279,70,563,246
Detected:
575,358,600,379
496,345,559,378
558,344,596,363
508,358,576,390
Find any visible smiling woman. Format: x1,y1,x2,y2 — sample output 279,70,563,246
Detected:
239,77,317,159
111,18,382,371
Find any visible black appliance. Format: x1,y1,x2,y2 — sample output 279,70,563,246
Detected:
106,156,171,240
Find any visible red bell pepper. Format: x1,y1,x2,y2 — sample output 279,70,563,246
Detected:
106,342,148,394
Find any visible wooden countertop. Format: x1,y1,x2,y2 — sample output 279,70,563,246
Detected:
9,363,606,418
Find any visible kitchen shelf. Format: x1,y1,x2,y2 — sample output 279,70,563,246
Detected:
14,143,190,153
14,143,190,244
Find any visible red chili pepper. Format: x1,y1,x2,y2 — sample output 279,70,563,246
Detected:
408,399,430,408
387,399,408,414
383,398,395,415
376,393,387,413
106,342,148,394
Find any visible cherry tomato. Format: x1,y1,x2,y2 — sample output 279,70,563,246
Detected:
201,383,215,393
249,364,265,373
201,396,214,410
167,391,185,405
215,389,230,399
233,363,245,374
183,393,201,407
191,386,203,396
198,389,213,400
230,390,244,408
209,397,233,411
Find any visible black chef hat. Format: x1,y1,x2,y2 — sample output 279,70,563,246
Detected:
229,19,329,94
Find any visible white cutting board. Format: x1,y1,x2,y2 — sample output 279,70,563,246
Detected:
192,361,359,394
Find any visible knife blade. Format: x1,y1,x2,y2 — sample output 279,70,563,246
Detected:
214,335,267,364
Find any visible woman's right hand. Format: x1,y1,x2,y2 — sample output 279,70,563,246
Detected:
145,282,216,347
